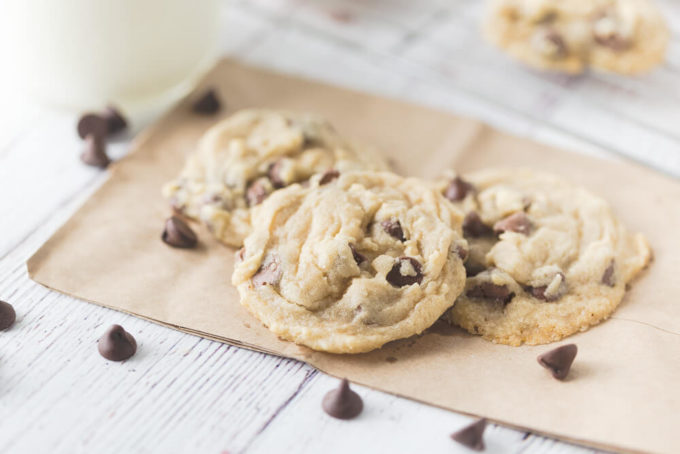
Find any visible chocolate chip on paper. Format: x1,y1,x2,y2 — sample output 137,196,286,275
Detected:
98,324,137,361
0,300,17,330
451,418,487,451
537,344,578,380
192,88,221,115
80,134,111,169
322,378,363,420
162,216,198,248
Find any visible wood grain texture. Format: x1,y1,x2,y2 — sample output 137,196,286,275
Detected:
3,0,679,452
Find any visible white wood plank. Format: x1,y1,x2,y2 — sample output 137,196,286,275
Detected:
0,1,674,453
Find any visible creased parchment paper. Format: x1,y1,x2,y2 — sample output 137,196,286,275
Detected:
28,60,680,454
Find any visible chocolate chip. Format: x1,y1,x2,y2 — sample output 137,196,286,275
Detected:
267,160,286,189
454,244,468,261
594,33,630,51
103,105,128,135
593,15,631,51
77,114,109,140
349,243,366,265
77,106,127,139
544,30,568,57
602,260,616,287
319,169,340,185
537,344,577,380
0,300,16,330
236,247,246,263
493,212,532,235
534,28,567,58
192,88,221,115
528,272,566,302
386,257,423,287
451,418,487,451
80,134,111,169
380,218,405,241
444,176,474,202
161,216,198,248
252,254,282,287
246,178,271,207
467,282,514,305
462,212,492,238
97,324,137,361
464,261,486,277
322,378,363,420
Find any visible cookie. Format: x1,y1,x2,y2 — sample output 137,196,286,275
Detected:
484,0,669,74
232,171,468,353
438,168,651,346
163,109,388,247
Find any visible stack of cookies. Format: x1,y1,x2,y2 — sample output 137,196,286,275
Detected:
164,109,651,353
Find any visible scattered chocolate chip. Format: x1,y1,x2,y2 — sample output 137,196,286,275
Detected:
161,216,198,248
98,324,137,361
602,260,616,287
192,88,221,115
349,243,366,265
77,106,127,139
537,344,577,380
103,105,128,135
451,418,487,451
0,300,16,330
386,356,398,363
322,378,363,419
463,212,493,238
493,212,532,235
319,169,340,185
236,247,246,263
80,134,111,169
467,282,514,305
386,257,423,287
267,160,286,189
444,176,474,202
77,114,109,140
246,178,271,207
252,254,282,287
380,218,405,241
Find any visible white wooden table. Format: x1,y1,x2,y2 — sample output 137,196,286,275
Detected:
2,1,679,453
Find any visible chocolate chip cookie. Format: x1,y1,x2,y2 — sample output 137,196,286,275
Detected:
232,171,468,353
163,109,388,247
439,168,651,346
484,0,669,74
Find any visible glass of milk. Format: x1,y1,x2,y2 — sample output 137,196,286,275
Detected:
1,0,220,117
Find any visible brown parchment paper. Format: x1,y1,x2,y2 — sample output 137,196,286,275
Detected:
28,60,680,454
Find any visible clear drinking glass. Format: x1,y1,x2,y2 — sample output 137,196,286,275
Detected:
1,0,220,117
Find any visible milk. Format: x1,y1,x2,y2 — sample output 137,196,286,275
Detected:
1,0,220,115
